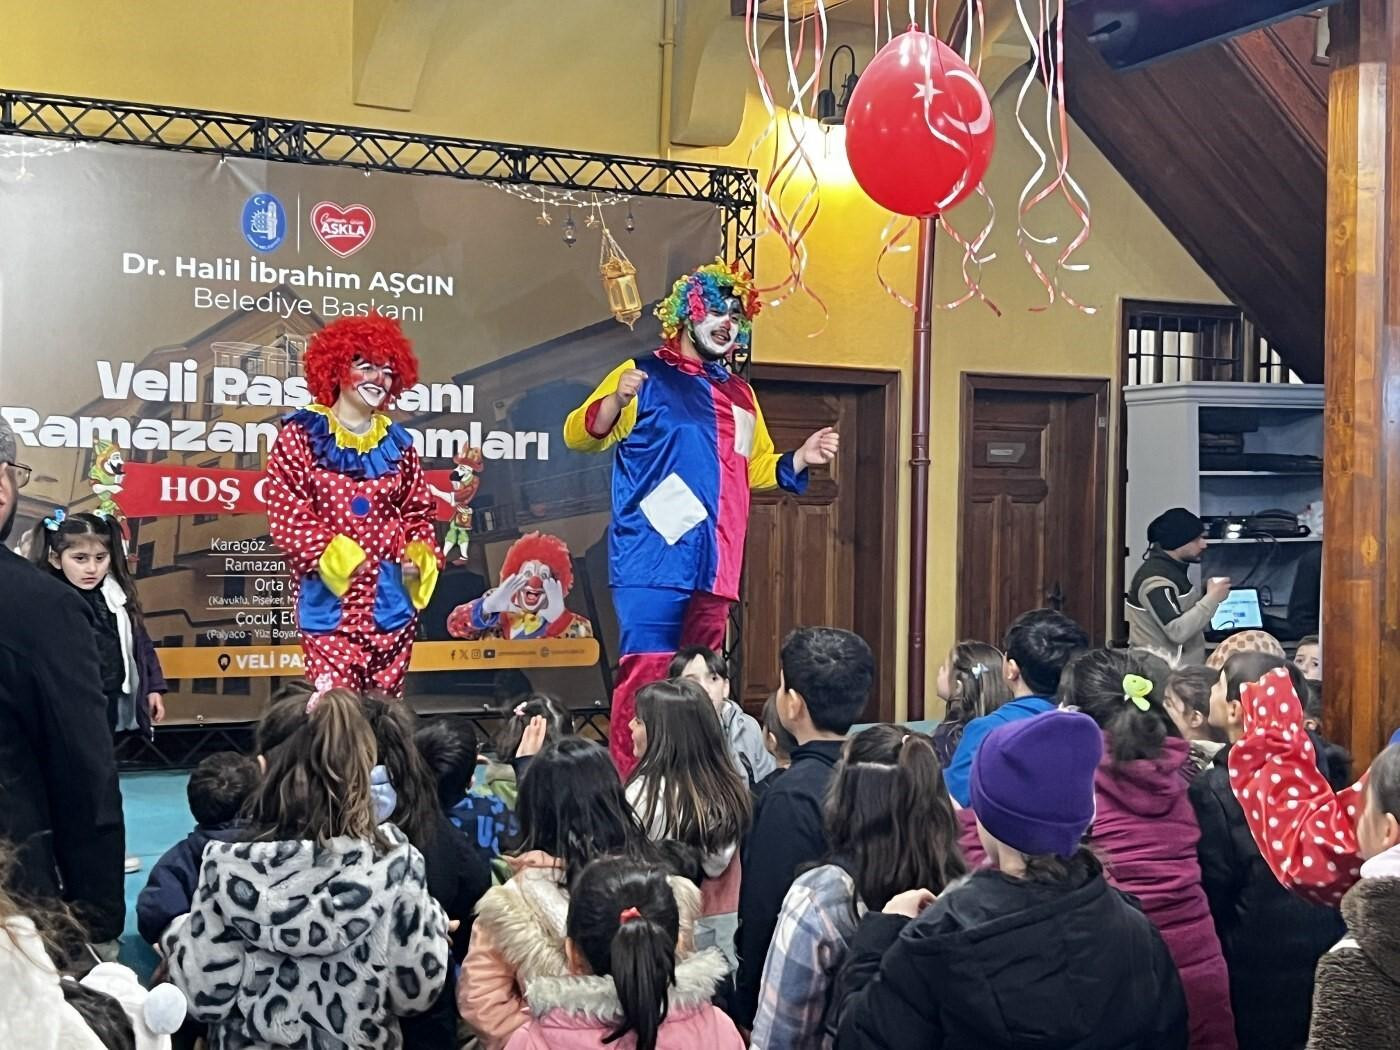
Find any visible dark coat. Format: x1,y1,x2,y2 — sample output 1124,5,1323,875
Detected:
136,822,244,944
1307,876,1400,1050
64,572,168,738
734,738,843,1027
833,860,1188,1050
1190,744,1345,1050
0,547,126,941
401,810,493,1050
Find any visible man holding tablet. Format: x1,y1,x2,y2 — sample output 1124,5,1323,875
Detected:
1126,507,1230,665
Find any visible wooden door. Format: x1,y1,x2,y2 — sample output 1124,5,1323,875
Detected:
738,367,899,724
957,375,1109,646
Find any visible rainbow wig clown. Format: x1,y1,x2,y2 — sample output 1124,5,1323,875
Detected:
655,259,762,351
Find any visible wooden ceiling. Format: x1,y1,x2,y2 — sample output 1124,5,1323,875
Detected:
1063,14,1329,381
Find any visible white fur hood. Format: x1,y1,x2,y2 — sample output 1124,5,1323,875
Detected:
523,947,729,1020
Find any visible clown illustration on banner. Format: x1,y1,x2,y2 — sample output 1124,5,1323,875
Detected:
263,315,443,696
435,446,483,565
446,531,593,641
564,259,840,773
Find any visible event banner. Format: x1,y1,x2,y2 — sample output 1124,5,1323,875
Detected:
0,137,722,722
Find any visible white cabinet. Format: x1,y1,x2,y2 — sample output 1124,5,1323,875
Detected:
1124,382,1323,633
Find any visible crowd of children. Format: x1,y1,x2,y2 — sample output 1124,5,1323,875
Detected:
9,598,1396,1050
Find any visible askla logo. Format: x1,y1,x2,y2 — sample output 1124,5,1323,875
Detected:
310,201,375,258
241,193,286,252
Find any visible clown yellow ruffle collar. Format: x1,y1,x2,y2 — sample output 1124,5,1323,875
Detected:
303,403,392,452
292,403,412,480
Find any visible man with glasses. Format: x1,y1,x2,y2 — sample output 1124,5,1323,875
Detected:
0,420,127,950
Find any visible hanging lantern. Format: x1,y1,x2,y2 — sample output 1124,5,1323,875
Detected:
599,226,642,328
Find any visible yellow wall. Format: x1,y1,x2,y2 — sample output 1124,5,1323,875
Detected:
0,1,1227,713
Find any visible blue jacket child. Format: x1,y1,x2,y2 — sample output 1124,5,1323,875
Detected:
136,751,259,944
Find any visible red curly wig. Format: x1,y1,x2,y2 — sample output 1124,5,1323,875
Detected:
500,531,574,593
304,315,420,407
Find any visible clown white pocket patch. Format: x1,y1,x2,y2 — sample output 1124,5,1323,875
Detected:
640,472,708,545
732,405,756,458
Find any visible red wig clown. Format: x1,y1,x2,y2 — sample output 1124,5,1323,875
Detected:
263,316,443,696
447,531,593,641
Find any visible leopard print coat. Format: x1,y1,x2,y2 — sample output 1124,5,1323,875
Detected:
162,823,449,1050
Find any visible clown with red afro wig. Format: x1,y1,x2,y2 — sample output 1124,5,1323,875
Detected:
304,314,419,407
262,315,442,696
447,531,594,641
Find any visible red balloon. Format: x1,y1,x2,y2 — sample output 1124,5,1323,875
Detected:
844,28,996,217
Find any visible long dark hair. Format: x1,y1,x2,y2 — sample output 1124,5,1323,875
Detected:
518,737,652,885
244,689,391,852
359,695,438,848
628,678,752,856
255,695,308,757
825,725,967,910
495,692,574,760
941,641,1013,754
567,857,679,1050
30,511,143,620
415,717,480,808
1059,648,1178,763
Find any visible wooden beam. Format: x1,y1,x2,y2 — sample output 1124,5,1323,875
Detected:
1322,0,1400,765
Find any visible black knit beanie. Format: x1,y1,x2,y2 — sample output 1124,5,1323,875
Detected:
1148,507,1206,550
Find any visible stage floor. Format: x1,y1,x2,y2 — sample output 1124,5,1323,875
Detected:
118,771,190,977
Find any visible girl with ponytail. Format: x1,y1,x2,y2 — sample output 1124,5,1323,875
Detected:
504,856,741,1050
29,510,167,740
751,725,967,1050
163,690,450,1050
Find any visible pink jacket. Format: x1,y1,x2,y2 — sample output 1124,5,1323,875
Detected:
1091,736,1237,1050
504,950,741,1050
460,851,703,1050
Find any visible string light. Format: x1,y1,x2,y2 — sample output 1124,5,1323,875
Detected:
0,138,93,183
495,184,631,210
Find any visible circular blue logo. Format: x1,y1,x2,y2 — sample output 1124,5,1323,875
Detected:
241,193,286,252
350,495,372,518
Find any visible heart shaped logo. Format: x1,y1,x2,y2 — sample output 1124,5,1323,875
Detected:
310,201,375,258
217,653,231,672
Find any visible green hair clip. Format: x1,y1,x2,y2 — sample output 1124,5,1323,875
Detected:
1122,674,1153,712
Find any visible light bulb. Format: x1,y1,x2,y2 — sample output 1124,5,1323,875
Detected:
562,214,578,247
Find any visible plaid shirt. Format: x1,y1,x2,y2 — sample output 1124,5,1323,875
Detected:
749,864,862,1050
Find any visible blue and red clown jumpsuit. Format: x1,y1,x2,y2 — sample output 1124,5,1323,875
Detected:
264,404,442,696
564,347,807,773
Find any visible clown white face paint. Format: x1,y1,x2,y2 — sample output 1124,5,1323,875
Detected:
514,560,554,613
689,298,746,360
346,356,395,410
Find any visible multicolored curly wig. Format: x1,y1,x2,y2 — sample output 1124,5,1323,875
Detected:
654,259,762,351
499,531,574,593
304,315,420,407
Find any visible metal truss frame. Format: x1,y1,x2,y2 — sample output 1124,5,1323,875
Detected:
0,89,759,759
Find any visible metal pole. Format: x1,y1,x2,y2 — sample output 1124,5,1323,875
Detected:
907,216,936,720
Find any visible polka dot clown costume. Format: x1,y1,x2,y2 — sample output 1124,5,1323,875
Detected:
564,259,839,773
263,316,443,696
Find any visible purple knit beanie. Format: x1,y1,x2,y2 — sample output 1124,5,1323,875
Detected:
969,709,1103,858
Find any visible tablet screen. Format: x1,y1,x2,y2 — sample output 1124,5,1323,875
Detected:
1211,589,1264,632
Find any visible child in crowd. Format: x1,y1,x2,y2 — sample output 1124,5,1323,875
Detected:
670,645,776,786
491,693,575,795
162,689,449,1050
931,640,1012,768
504,857,742,1050
1206,629,1285,671
1308,743,1400,1049
1189,651,1344,1050
29,512,167,740
1064,647,1236,1050
459,737,702,1050
627,678,752,962
754,692,797,801
1165,665,1227,777
30,511,167,874
734,627,874,1029
832,710,1187,1049
416,716,512,871
360,698,491,1050
1294,634,1321,680
753,726,967,1050
943,609,1088,807
136,751,258,945
1302,678,1354,791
